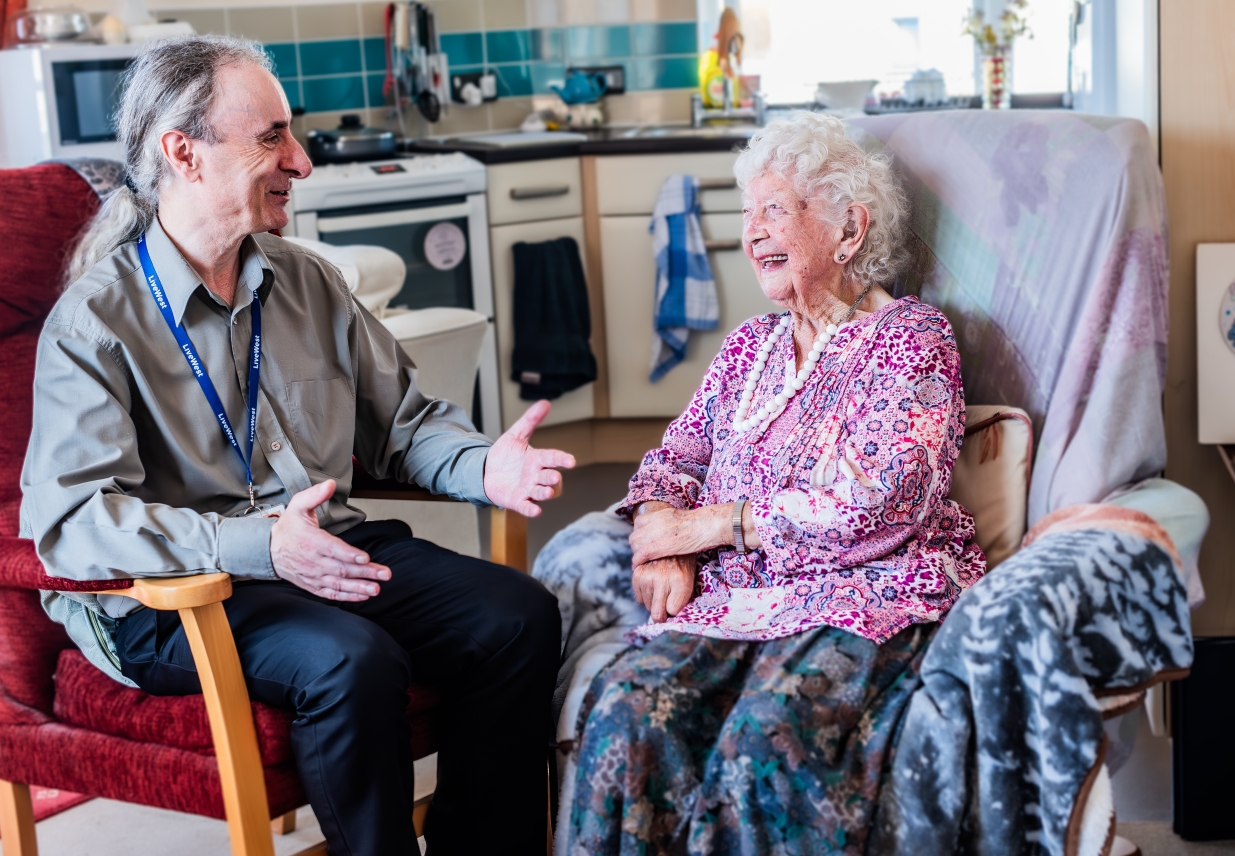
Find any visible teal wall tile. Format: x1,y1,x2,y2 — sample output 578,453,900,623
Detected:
265,42,298,77
486,29,531,63
630,55,697,91
288,18,696,114
303,75,366,111
565,25,631,60
633,22,696,56
531,62,566,94
494,63,532,97
300,39,363,76
440,32,484,66
281,78,302,110
366,72,388,108
532,28,562,61
363,37,388,73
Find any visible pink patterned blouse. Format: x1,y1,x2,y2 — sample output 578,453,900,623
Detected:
620,297,987,644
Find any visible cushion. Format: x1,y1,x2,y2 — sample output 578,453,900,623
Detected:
53,649,443,765
949,405,1033,568
0,163,99,339
281,236,406,316
54,649,294,766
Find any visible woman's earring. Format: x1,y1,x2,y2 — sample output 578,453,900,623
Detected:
836,253,847,262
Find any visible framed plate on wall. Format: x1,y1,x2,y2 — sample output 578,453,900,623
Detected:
1196,244,1235,443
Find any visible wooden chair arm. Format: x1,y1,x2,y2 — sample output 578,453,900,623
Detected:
111,572,276,856
351,470,530,572
107,572,233,610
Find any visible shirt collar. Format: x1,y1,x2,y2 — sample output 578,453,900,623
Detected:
143,216,276,326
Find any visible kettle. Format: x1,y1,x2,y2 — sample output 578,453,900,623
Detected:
551,70,608,105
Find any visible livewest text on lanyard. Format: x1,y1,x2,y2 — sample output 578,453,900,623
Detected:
138,233,264,515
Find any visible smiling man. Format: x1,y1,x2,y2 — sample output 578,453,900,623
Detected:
21,37,570,856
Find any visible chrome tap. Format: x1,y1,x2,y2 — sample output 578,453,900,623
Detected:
692,85,766,129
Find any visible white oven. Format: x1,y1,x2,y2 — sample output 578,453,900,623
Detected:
0,43,144,167
285,153,501,437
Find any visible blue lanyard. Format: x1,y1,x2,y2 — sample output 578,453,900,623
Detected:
137,233,263,511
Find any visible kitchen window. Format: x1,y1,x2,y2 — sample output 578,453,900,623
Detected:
726,0,1074,103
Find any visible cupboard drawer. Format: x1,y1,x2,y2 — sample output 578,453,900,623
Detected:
601,212,776,418
490,216,595,430
487,158,583,226
595,152,743,216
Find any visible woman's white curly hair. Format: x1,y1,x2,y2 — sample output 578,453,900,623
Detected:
734,112,909,287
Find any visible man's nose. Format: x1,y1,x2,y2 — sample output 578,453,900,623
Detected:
283,137,312,179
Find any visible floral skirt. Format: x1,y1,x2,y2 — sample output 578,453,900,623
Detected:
567,624,936,856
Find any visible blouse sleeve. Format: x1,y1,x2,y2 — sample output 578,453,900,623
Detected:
618,325,753,520
750,312,967,574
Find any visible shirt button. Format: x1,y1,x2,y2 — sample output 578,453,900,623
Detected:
270,441,282,451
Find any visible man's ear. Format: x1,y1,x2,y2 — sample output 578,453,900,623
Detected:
159,129,202,184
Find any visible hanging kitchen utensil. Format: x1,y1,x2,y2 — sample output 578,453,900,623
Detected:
417,89,441,123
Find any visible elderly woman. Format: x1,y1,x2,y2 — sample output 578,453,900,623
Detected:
566,113,987,854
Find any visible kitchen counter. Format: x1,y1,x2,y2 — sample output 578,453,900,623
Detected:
404,124,758,164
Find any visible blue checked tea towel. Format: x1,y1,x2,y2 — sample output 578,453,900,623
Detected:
649,175,719,381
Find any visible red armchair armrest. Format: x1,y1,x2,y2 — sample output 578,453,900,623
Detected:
0,537,133,593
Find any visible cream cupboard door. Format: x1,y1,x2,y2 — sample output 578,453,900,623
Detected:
594,152,743,215
602,212,777,418
489,215,596,431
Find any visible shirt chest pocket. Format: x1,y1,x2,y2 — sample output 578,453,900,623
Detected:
284,377,354,477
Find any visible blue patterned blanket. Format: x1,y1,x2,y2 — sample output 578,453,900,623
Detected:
536,503,1193,855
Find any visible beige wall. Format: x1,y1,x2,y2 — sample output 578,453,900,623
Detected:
1161,0,1235,636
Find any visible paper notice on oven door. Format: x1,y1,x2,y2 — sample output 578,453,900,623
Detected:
425,222,466,271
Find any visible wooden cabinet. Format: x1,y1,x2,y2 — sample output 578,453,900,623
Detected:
594,152,745,215
593,151,777,419
490,214,595,431
487,157,585,226
601,212,776,417
484,149,772,435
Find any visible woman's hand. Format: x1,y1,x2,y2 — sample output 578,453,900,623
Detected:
632,555,697,623
630,502,761,566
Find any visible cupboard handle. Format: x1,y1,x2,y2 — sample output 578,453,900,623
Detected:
698,179,737,190
510,185,571,200
704,239,742,251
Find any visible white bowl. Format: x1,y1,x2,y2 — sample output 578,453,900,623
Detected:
814,80,878,113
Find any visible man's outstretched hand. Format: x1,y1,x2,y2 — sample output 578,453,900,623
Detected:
483,399,576,517
271,479,391,601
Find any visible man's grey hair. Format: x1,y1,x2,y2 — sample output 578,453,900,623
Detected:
65,35,273,285
734,112,909,287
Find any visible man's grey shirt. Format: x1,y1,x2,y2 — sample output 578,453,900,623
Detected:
20,218,492,679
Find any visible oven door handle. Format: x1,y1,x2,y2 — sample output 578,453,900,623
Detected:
315,201,473,233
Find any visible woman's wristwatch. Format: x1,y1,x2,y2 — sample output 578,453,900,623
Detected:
733,499,748,555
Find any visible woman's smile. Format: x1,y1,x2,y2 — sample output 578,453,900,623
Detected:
758,252,789,271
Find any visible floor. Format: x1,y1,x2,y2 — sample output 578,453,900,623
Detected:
8,465,1233,855
1,754,439,855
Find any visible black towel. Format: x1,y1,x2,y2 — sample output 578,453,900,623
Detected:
510,236,597,401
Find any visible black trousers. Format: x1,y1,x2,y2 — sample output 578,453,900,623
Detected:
115,520,561,856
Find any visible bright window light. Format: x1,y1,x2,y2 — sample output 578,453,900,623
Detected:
736,0,1071,103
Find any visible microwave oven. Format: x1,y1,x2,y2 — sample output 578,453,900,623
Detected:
0,43,142,168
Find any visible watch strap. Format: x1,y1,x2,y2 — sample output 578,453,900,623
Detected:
733,499,747,555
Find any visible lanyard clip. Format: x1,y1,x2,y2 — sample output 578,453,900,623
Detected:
248,482,256,509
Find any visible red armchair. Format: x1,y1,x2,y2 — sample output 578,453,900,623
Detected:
0,163,528,856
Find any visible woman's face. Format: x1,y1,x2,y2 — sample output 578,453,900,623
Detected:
741,171,841,307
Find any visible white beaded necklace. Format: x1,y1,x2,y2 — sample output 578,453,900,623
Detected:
733,284,872,433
